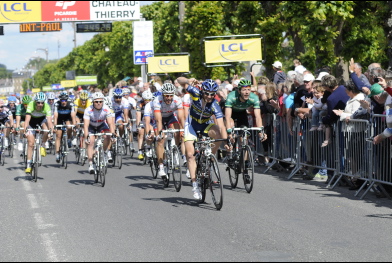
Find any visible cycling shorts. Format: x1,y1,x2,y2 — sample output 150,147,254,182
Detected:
0,118,10,125
76,112,84,120
162,114,179,129
26,117,47,136
231,111,250,128
88,122,110,135
115,112,125,123
184,117,214,142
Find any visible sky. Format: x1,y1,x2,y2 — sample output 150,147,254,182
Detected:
0,1,154,71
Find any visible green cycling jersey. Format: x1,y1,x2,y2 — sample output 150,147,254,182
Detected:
225,90,260,112
26,101,52,118
16,104,27,117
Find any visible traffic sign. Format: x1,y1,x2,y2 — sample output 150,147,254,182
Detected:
134,50,153,65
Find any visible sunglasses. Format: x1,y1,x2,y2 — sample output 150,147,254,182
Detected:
204,92,216,97
60,100,67,102
36,102,44,105
0,106,4,108
304,81,310,84
94,101,103,104
23,104,28,106
114,96,122,99
164,95,174,98
48,99,54,101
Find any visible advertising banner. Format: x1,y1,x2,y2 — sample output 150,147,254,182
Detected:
51,84,63,90
0,1,140,23
61,80,76,88
204,38,262,63
32,88,41,93
75,76,97,85
147,56,189,73
42,86,52,91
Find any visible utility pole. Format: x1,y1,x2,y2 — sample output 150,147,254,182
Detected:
140,14,147,84
72,22,77,48
179,1,185,52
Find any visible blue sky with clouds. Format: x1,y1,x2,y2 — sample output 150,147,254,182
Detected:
0,1,154,71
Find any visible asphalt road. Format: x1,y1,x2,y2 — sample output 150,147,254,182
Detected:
0,147,392,262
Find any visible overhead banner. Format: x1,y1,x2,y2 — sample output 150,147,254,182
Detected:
204,38,262,63
0,1,140,23
32,88,41,93
51,84,63,90
75,76,97,85
61,80,76,88
147,56,189,73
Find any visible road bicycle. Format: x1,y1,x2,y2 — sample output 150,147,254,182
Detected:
26,126,50,182
74,123,87,166
0,125,9,166
89,133,113,187
112,123,127,169
161,129,183,192
56,124,75,169
225,127,264,193
194,133,226,210
123,119,136,157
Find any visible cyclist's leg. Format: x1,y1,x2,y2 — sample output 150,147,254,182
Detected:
206,124,222,155
137,125,145,156
55,127,62,154
25,131,35,171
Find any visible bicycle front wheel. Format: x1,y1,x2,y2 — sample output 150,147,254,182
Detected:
171,146,182,192
0,149,4,166
207,154,223,210
116,141,123,169
242,145,254,193
99,148,106,187
33,146,39,182
150,145,158,179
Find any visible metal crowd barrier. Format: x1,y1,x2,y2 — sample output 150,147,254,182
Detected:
256,113,392,200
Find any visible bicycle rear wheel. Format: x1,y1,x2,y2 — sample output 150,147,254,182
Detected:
208,154,223,210
242,145,254,193
8,136,13,158
171,145,182,192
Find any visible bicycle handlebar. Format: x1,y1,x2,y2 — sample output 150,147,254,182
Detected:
56,125,75,128
233,127,263,131
162,129,184,133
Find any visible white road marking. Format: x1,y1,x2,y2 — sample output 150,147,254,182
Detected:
41,233,59,262
27,194,39,209
34,213,55,230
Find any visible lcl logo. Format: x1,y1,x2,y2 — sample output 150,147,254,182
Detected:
160,59,179,66
2,3,31,12
221,43,248,52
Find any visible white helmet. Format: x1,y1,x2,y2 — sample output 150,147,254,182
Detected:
123,88,131,95
142,90,153,100
104,96,112,108
92,92,104,101
161,83,176,95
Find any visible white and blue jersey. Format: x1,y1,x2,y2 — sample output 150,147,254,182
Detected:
111,97,130,122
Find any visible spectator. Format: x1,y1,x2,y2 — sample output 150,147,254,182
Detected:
308,82,327,132
286,71,297,82
293,73,314,118
293,59,307,74
353,63,371,87
373,77,392,145
321,75,350,127
272,61,286,85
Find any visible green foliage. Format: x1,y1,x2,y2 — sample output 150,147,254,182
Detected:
26,1,392,86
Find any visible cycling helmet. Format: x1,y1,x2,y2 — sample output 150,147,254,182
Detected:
92,92,105,101
238,79,252,88
201,79,219,92
35,92,46,102
142,90,153,101
161,83,176,95
47,93,56,100
22,95,32,104
7,96,17,103
113,88,124,97
59,91,69,100
103,96,112,107
79,91,89,100
69,94,75,101
123,88,131,95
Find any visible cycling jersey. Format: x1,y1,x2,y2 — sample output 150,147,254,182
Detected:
153,95,183,118
26,101,52,118
7,104,16,119
83,105,114,127
143,101,157,127
16,104,27,121
0,107,12,123
111,97,130,115
187,85,223,124
182,93,191,108
74,98,92,115
55,101,75,124
127,97,137,110
136,100,147,114
225,90,260,112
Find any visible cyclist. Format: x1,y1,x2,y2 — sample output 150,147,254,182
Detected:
111,88,130,138
24,92,53,174
177,78,227,199
153,83,185,179
54,92,77,163
141,90,157,158
136,89,154,160
15,95,32,151
84,92,116,174
7,96,17,120
73,90,91,148
0,99,14,148
225,79,267,173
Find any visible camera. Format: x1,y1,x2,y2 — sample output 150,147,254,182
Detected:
374,77,379,83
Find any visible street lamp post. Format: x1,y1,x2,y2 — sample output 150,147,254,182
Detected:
36,48,48,62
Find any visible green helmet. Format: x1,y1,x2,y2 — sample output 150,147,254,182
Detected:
238,79,252,88
34,92,46,102
22,95,32,104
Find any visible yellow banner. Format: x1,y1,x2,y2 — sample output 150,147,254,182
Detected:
204,38,262,63
0,1,42,23
61,80,76,88
32,88,41,93
147,56,190,73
